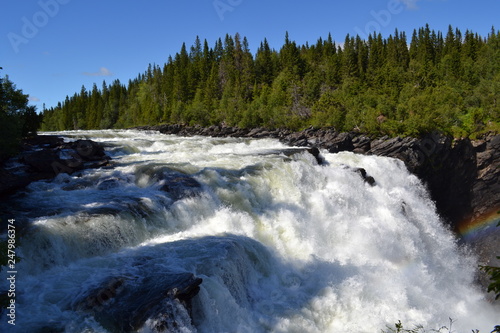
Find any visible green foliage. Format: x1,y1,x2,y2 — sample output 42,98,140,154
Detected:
480,221,500,301
381,318,483,333
382,320,426,333
0,111,22,158
0,75,40,161
482,259,500,300
41,26,500,138
311,89,347,130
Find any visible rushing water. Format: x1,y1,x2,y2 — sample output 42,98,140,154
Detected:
1,130,498,332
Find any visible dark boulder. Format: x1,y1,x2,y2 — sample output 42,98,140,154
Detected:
282,131,308,146
66,139,108,162
325,132,355,153
246,127,274,138
0,136,111,198
352,134,371,154
96,177,122,190
158,171,203,200
354,167,376,186
368,136,418,165
22,135,64,149
307,147,326,165
22,149,63,174
0,168,34,196
75,273,202,332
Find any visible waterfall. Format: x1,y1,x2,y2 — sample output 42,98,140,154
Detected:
1,130,498,332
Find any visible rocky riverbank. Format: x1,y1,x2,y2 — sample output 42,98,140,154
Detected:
134,124,500,235
0,135,111,198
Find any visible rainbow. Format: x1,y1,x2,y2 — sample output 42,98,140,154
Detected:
458,209,500,241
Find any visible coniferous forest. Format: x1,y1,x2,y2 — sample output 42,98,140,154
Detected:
41,25,500,138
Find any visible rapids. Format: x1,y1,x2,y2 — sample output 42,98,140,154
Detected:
1,129,498,332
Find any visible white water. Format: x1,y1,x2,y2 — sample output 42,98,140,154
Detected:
1,130,498,332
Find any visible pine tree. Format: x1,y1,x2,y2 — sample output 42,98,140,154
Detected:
255,38,276,86
279,32,306,77
39,27,499,138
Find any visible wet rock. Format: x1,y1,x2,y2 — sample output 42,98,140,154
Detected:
258,147,326,165
158,171,202,200
352,134,371,153
22,135,64,149
66,139,108,162
75,273,202,332
96,177,122,190
354,167,376,186
246,127,272,138
0,135,111,198
307,147,325,165
22,149,63,174
85,206,125,216
368,136,418,164
0,168,35,196
325,132,355,153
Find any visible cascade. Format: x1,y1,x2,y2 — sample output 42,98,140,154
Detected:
1,130,498,332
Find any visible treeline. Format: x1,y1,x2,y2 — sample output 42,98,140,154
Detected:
41,25,500,137
1,74,42,162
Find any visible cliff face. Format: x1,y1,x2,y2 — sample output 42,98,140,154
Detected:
471,135,500,221
136,124,499,233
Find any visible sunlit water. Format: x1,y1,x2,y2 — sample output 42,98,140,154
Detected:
1,130,498,332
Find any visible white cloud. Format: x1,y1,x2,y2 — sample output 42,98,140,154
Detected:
400,0,420,10
401,0,448,11
83,67,114,77
29,96,41,102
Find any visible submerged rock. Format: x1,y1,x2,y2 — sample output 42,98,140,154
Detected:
307,147,326,165
158,170,203,201
353,167,376,186
75,272,202,332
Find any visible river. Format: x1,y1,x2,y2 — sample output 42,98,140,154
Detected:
1,129,498,332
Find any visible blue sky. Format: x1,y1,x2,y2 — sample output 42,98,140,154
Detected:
1,0,499,110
